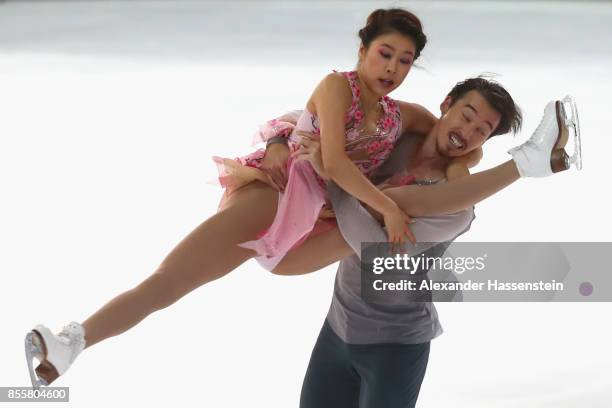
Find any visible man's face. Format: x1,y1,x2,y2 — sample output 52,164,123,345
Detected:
436,90,502,158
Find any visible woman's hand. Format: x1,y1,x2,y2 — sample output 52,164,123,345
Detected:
261,143,290,192
382,203,417,247
291,131,329,179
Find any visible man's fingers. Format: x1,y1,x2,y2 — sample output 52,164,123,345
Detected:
264,173,281,192
291,147,315,162
292,151,307,161
279,165,288,186
299,138,314,148
291,147,307,158
272,170,285,191
296,130,315,139
270,171,281,190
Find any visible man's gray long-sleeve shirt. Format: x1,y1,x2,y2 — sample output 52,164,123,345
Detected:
324,134,476,344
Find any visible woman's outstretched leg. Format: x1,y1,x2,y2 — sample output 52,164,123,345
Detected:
384,160,521,217
81,181,279,348
25,180,280,389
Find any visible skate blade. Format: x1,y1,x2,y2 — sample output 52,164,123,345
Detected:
560,95,582,170
25,332,48,389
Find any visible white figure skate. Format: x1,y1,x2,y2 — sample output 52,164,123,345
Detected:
509,95,582,177
24,322,86,389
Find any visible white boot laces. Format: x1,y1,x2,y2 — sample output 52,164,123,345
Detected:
57,323,85,353
532,106,549,141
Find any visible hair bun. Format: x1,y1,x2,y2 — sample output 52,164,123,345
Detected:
358,8,427,60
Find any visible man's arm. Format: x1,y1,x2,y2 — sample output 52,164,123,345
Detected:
328,181,475,259
258,110,304,191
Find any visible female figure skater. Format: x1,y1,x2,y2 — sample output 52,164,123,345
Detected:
24,8,581,389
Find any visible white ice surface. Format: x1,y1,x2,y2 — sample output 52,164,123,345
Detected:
1,1,611,407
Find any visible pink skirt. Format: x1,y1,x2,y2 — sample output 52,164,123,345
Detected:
237,157,334,270
213,138,335,272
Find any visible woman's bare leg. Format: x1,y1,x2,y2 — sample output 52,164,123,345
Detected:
386,160,521,217
271,227,353,276
81,181,278,349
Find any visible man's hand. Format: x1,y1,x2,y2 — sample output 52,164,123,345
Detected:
261,143,290,192
291,131,329,179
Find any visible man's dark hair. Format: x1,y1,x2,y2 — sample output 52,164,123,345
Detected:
447,76,522,137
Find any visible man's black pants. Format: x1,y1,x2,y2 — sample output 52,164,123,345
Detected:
300,319,430,408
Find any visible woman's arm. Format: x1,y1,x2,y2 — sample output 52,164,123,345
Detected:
313,74,413,244
295,126,489,221
398,101,437,135
297,124,512,219
259,110,304,191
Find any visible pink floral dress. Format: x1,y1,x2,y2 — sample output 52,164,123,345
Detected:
214,70,404,271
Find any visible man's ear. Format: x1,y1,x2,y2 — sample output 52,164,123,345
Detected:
440,95,453,115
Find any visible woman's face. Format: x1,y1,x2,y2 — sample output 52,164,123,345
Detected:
358,32,417,97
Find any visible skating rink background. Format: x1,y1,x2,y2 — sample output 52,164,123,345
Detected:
1,1,610,406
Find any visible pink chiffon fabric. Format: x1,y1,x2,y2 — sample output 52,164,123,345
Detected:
238,157,332,270
214,70,404,271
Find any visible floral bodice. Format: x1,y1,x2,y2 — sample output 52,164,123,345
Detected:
250,70,403,176
338,70,403,174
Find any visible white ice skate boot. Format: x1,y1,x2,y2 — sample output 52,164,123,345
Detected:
508,96,582,177
24,322,86,389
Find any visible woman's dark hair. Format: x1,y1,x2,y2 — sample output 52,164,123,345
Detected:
358,8,427,60
447,76,523,137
